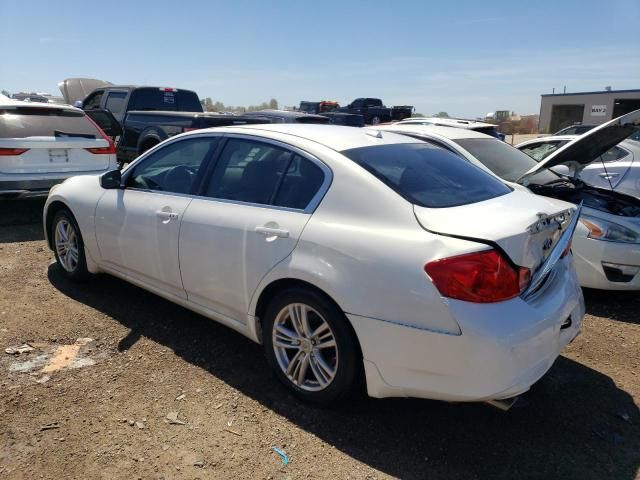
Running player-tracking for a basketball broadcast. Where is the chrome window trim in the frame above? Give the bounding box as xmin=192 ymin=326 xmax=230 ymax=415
xmin=121 ymin=131 xmax=333 ymax=215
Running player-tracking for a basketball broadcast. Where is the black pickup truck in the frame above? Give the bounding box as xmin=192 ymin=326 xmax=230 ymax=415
xmin=73 ymin=84 xmax=263 ymax=165
xmin=335 ymin=98 xmax=414 ymax=125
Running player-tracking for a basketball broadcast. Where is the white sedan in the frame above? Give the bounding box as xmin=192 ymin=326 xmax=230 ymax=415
xmin=378 ymin=110 xmax=640 ymax=290
xmin=0 ymin=96 xmax=118 ymax=197
xmin=43 ymin=124 xmax=583 ymax=406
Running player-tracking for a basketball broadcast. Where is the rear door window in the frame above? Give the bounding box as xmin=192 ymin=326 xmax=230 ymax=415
xmin=204 ymin=138 xmax=326 ymax=210
xmin=104 ymin=91 xmax=128 ymax=115
xmin=0 ymin=108 xmax=101 ymax=138
xmin=342 ymin=143 xmax=511 ymax=208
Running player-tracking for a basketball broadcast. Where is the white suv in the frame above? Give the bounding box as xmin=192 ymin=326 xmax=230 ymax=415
xmin=0 ymin=97 xmax=118 ymax=198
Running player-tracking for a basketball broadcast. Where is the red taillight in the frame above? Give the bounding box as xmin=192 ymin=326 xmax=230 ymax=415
xmin=182 ymin=127 xmax=200 ymax=133
xmin=0 ymin=148 xmax=29 ymax=156
xmin=84 ymin=115 xmax=117 ymax=155
xmin=425 ymin=249 xmax=530 ymax=303
xmin=159 ymin=87 xmax=178 ymax=92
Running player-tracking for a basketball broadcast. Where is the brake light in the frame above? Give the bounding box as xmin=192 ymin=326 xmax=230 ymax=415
xmin=159 ymin=87 xmax=178 ymax=92
xmin=84 ymin=115 xmax=117 ymax=155
xmin=0 ymin=148 xmax=28 ymax=155
xmin=425 ymin=249 xmax=530 ymax=303
xmin=182 ymin=127 xmax=200 ymax=133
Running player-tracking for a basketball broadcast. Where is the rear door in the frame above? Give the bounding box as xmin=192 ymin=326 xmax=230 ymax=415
xmin=578 ymin=145 xmax=634 ymax=190
xmin=179 ymin=135 xmax=329 ymax=322
xmin=0 ymin=106 xmax=112 ymax=174
xmin=95 ymin=136 xmax=219 ymax=298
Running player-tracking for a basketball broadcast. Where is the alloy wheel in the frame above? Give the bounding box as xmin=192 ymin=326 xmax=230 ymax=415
xmin=272 ymin=303 xmax=339 ymax=392
xmin=54 ymin=218 xmax=79 ymax=273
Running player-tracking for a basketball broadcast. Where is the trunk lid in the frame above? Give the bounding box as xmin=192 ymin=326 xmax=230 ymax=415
xmin=413 ymin=189 xmax=575 ymax=271
xmin=519 ymin=109 xmax=640 ymax=184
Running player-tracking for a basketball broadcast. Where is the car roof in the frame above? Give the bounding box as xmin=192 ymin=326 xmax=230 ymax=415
xmin=396 ymin=117 xmax=496 ymax=129
xmin=376 ymin=123 xmax=495 ymax=140
xmin=0 ymin=97 xmax=82 ymax=112
xmin=191 ymin=123 xmax=424 ymax=151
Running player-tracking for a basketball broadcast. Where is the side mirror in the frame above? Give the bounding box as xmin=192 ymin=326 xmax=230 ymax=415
xmin=100 ymin=169 xmax=122 ymax=189
xmin=73 ymin=100 xmax=83 ymax=108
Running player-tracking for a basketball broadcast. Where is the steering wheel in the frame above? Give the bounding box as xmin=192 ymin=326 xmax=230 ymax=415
xmin=162 ymin=165 xmax=197 ymax=193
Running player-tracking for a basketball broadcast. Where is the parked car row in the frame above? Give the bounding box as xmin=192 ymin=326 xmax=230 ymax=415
xmin=3 ymin=78 xmax=639 ymax=409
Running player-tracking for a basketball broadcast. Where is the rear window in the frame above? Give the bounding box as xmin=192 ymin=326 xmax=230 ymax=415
xmin=128 ymin=89 xmax=203 ymax=112
xmin=0 ymin=108 xmax=100 ymax=138
xmin=454 ymin=138 xmax=558 ymax=184
xmin=342 ymin=143 xmax=511 ymax=208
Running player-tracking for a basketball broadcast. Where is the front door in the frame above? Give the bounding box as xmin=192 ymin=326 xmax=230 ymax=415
xmin=179 ymin=136 xmax=329 ymax=322
xmin=94 ymin=136 xmax=219 ymax=298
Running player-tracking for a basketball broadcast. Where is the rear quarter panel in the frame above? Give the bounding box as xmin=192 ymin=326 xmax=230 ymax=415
xmin=249 ymin=145 xmax=486 ymax=335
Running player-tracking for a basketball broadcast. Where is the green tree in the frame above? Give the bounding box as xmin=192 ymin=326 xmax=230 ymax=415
xmin=269 ymin=98 xmax=278 ymax=110
xmin=433 ymin=111 xmax=450 ymax=118
xmin=1 ymin=90 xmax=10 ymax=97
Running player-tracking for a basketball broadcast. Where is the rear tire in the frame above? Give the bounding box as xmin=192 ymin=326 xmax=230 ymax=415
xmin=369 ymin=115 xmax=381 ymax=125
xmin=51 ymin=209 xmax=90 ymax=281
xmin=262 ymin=287 xmax=361 ymax=406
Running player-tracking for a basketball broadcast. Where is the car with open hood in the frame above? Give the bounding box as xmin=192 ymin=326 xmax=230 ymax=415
xmin=43 ymin=124 xmax=583 ymax=407
xmin=376 ymin=109 xmax=640 ymax=290
xmin=516 ymin=135 xmax=640 ymax=201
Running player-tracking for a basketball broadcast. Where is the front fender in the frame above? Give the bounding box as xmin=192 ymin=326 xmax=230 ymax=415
xmin=44 ymin=175 xmax=106 ymax=273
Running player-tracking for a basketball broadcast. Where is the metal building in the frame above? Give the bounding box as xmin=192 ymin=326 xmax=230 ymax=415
xmin=539 ymin=88 xmax=640 ymax=133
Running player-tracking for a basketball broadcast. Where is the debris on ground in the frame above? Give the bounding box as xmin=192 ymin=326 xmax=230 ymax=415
xmin=223 ymin=427 xmax=241 ymax=436
xmin=272 ymin=446 xmax=289 ymax=465
xmin=175 ymin=393 xmax=186 ymax=401
xmin=166 ymin=411 xmax=186 ymax=425
xmin=40 ymin=422 xmax=60 ymax=431
xmin=5 ymin=344 xmax=34 ymax=355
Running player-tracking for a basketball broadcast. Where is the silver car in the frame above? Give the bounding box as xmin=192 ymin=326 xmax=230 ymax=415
xmin=517 ymin=135 xmax=640 ymax=200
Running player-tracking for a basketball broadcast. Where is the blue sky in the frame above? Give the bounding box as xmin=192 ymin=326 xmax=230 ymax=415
xmin=1 ymin=0 xmax=638 ymax=118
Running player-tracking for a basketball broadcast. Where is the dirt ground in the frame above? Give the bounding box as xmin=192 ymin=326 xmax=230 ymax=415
xmin=0 ymin=198 xmax=638 ymax=480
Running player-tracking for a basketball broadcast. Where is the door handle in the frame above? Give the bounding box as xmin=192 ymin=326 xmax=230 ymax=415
xmin=255 ymin=226 xmax=289 ymax=238
xmin=598 ymin=172 xmax=619 ymax=179
xmin=155 ymin=210 xmax=179 ymax=222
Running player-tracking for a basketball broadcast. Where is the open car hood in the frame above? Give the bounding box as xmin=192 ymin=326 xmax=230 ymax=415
xmin=58 ymin=78 xmax=113 ymax=105
xmin=518 ymin=109 xmax=640 ymax=185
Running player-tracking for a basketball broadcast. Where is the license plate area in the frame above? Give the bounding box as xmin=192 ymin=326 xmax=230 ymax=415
xmin=48 ymin=149 xmax=69 ymax=163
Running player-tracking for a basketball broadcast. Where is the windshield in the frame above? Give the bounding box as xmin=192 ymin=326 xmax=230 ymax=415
xmin=342 ymin=143 xmax=511 ymax=208
xmin=519 ymin=140 xmax=569 ymax=161
xmin=454 ymin=138 xmax=559 ymax=184
xmin=299 ymin=102 xmax=317 ymax=113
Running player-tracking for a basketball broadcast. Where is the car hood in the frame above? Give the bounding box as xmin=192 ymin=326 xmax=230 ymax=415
xmin=518 ymin=109 xmax=640 ymax=185
xmin=58 ymin=78 xmax=112 ymax=105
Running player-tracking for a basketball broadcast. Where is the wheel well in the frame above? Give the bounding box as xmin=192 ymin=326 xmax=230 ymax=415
xmin=44 ymin=201 xmax=70 ymax=250
xmin=254 ymin=278 xmax=363 ymax=358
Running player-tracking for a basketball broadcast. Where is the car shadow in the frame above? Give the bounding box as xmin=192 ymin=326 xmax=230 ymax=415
xmin=0 ymin=198 xmax=46 ymax=242
xmin=583 ymin=288 xmax=640 ymax=325
xmin=48 ymin=266 xmax=640 ymax=480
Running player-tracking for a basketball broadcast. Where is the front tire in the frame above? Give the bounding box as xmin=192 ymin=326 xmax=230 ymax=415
xmin=263 ymin=288 xmax=361 ymax=406
xmin=369 ymin=115 xmax=381 ymax=125
xmin=51 ymin=209 xmax=90 ymax=281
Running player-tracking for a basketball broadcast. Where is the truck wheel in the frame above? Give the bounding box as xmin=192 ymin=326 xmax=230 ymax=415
xmin=370 ymin=115 xmax=381 ymax=125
